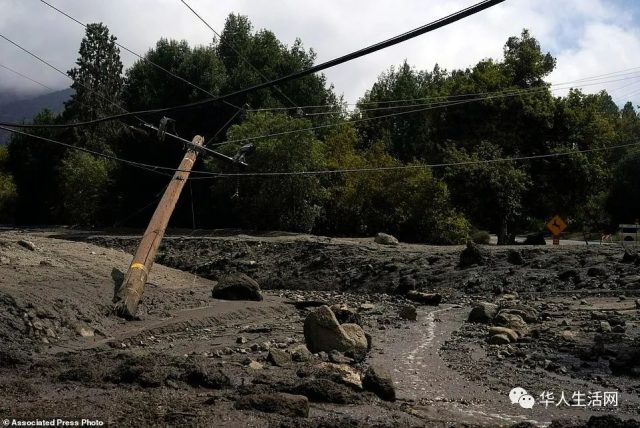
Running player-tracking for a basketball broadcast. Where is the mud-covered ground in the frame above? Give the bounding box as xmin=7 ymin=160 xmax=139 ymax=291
xmin=0 ymin=229 xmax=639 ymax=427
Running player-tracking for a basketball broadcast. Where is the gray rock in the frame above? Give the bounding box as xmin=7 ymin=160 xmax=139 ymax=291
xmin=235 ymin=393 xmax=309 ymax=418
xmin=394 ymin=275 xmax=416 ymax=294
xmin=459 ymin=241 xmax=486 ymax=268
xmin=488 ymin=334 xmax=511 ymax=345
xmin=17 ymin=240 xmax=36 ymax=251
xmin=399 ymin=305 xmax=417 ymax=321
xmin=330 ymin=304 xmax=362 ymax=325
xmin=290 ymin=378 xmax=359 ymax=404
xmin=362 ymin=364 xmax=396 ymax=401
xmin=636 ymin=299 xmax=640 ymax=309
xmin=328 ymin=350 xmax=354 ymax=365
xmin=375 ymin=233 xmax=399 ymax=246
xmin=500 ymin=305 xmax=539 ymax=323
xmin=507 ymin=249 xmax=525 ymax=265
xmin=494 ymin=312 xmax=528 ymax=333
xmin=299 ymin=362 xmax=362 ymax=390
xmin=405 ymin=291 xmax=442 ymax=306
xmin=489 ymin=326 xmax=518 ymax=343
xmin=600 ymin=321 xmax=612 ymax=333
xmin=587 ymin=266 xmax=607 ymax=277
xmin=211 ymin=273 xmax=263 ymax=301
xmin=290 ymin=345 xmax=313 ymax=362
xmin=303 ymin=306 xmax=368 ymax=360
xmin=268 ymin=348 xmax=291 ymax=367
xmin=468 ymin=302 xmax=499 ymax=323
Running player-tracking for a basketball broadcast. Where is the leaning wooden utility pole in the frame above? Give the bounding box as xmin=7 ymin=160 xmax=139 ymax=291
xmin=113 ymin=135 xmax=204 ymax=319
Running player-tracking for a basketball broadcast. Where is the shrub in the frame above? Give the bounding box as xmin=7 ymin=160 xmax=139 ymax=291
xmin=471 ymin=230 xmax=491 ymax=245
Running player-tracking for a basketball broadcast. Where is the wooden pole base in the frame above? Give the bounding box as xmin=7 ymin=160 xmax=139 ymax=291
xmin=113 ymin=135 xmax=204 ymax=319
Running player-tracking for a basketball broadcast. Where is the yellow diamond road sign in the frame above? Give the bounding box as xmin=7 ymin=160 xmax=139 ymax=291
xmin=546 ymin=215 xmax=567 ymax=236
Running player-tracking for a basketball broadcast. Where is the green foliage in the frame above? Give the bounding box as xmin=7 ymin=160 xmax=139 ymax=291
xmin=66 ymin=23 xmax=123 ymax=118
xmin=320 ymin=125 xmax=469 ymax=244
xmin=211 ymin=112 xmax=327 ymax=232
xmin=58 ymin=152 xmax=114 ymax=225
xmin=443 ymin=142 xmax=530 ymax=244
xmin=471 ymin=230 xmax=491 ymax=245
xmin=8 ymin=110 xmax=66 ymax=224
xmin=608 ymin=150 xmax=640 ymax=225
xmin=0 ymin=146 xmax=17 ymax=222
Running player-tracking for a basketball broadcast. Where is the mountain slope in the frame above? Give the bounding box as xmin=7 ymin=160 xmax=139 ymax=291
xmin=0 ymin=88 xmax=73 ymax=143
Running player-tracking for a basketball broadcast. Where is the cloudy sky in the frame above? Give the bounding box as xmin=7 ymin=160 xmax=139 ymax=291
xmin=1 ymin=0 xmax=640 ymax=106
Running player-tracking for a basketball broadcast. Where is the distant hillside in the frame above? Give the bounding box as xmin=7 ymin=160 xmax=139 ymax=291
xmin=0 ymin=88 xmax=73 ymax=144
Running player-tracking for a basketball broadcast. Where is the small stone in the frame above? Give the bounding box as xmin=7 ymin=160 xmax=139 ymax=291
xmin=236 ymin=336 xmax=247 ymax=344
xmin=635 ymin=299 xmax=640 ymax=309
xmin=398 ymin=305 xmax=417 ymax=321
xmin=488 ymin=326 xmax=518 ymax=343
xmin=290 ymin=345 xmax=313 ymax=362
xmin=618 ymin=295 xmax=626 ymax=301
xmin=359 ymin=303 xmax=375 ymax=311
xmin=268 ymin=348 xmax=292 ymax=367
xmin=488 ymin=334 xmax=511 ymax=345
xmin=600 ymin=321 xmax=612 ymax=333
xmin=362 ymin=364 xmax=395 ymax=401
xmin=17 ymin=240 xmax=36 ymax=251
xmin=374 ymin=233 xmax=399 ymax=246
xmin=328 ymin=350 xmax=354 ymax=365
xmin=248 ymin=360 xmax=264 ymax=370
xmin=507 ymin=249 xmax=525 ymax=265
xmin=494 ymin=312 xmax=528 ymax=334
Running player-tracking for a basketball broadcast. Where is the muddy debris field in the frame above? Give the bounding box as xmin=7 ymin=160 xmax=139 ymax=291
xmin=0 ymin=230 xmax=639 ymax=427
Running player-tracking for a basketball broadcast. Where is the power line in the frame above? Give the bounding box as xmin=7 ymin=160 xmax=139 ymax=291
xmin=179 ymin=0 xmax=300 ymax=110
xmin=210 ymin=74 xmax=640 ymax=147
xmin=0 ymin=0 xmax=506 ymax=129
xmin=0 ymin=63 xmax=54 ymax=91
xmin=0 ymin=37 xmax=242 ymax=167
xmin=0 ymin=125 xmax=179 ymax=177
xmin=188 ymin=141 xmax=640 ymax=179
xmin=249 ymin=67 xmax=640 ymax=113
xmin=39 ymin=0 xmax=239 ymax=111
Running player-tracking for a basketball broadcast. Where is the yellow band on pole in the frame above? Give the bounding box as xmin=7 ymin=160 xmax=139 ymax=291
xmin=130 ymin=262 xmax=147 ymax=273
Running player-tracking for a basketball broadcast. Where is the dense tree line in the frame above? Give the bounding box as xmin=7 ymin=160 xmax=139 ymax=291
xmin=1 ymin=18 xmax=638 ymax=243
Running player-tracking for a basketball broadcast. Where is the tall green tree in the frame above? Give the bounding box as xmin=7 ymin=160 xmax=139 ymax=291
xmin=59 ymin=23 xmax=124 ymax=224
xmin=65 ymin=23 xmax=124 ymax=134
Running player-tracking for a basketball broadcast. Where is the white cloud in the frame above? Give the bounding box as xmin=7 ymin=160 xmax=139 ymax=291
xmin=1 ymin=0 xmax=639 ymax=106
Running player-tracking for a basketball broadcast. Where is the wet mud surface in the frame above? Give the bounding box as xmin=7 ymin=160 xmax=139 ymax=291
xmin=0 ymin=230 xmax=639 ymax=427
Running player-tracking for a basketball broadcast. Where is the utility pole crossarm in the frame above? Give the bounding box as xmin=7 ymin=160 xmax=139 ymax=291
xmin=113 ymin=135 xmax=204 ymax=319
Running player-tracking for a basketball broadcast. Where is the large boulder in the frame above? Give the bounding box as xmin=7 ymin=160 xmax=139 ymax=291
xmin=468 ymin=302 xmax=499 ymax=323
xmin=304 ymin=306 xmax=368 ymax=360
xmin=235 ymin=393 xmax=309 ymax=418
xmin=211 ymin=273 xmax=263 ymax=301
xmin=375 ymin=233 xmax=399 ymax=246
xmin=362 ymin=364 xmax=396 ymax=402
